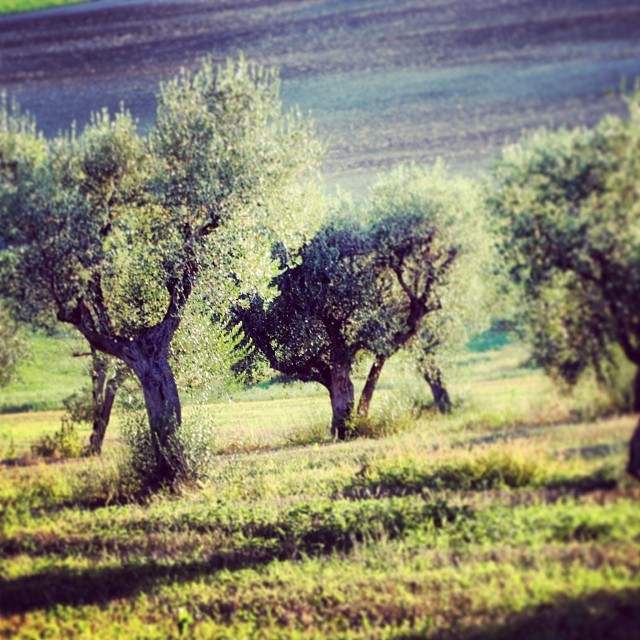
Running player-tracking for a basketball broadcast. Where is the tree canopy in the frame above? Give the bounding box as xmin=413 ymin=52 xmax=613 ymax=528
xmin=237 ymin=163 xmax=491 ymax=438
xmin=488 ymin=92 xmax=640 ymax=405
xmin=488 ymin=91 xmax=640 ymax=477
xmin=359 ymin=164 xmax=492 ymax=416
xmin=0 ymin=57 xmax=323 ymax=485
xmin=237 ymin=214 xmax=381 ymax=439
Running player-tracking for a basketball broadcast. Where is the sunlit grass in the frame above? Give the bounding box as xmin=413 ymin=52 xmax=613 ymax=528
xmin=1 ymin=332 xmax=638 ymax=638
xmin=0 ymin=333 xmax=86 ymax=414
xmin=0 ymin=0 xmax=88 ymax=15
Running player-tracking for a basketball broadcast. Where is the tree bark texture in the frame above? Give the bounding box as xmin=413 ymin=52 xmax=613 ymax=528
xmin=134 ymin=354 xmax=183 ymax=485
xmin=105 ymin=326 xmax=186 ymax=487
xmin=357 ymin=355 xmax=387 ymax=418
xmin=87 ymin=350 xmax=128 ymax=456
xmin=424 ymin=366 xmax=451 ymax=414
xmin=329 ymin=361 xmax=355 ymax=441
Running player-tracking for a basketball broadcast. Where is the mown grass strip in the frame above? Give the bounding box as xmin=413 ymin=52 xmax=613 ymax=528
xmin=1 ymin=541 xmax=638 ymax=639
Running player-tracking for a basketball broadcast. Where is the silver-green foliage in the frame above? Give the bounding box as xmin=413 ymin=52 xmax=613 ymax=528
xmin=0 ymin=57 xmax=323 ymax=485
xmin=238 ymin=163 xmax=491 ymax=436
xmin=120 ymin=408 xmax=217 ymax=486
xmin=367 ymin=164 xmax=493 ymax=378
xmin=488 ymin=91 xmax=640 ymax=407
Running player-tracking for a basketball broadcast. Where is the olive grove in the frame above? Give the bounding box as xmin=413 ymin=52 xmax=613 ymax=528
xmin=0 ymin=57 xmax=322 ymax=485
xmin=237 ymin=164 xmax=492 ymax=438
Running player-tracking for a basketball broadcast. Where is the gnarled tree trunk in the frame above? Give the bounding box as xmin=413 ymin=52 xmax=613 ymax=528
xmin=117 ymin=328 xmax=185 ymax=487
xmin=88 ymin=350 xmax=126 ymax=456
xmin=424 ymin=366 xmax=451 ymax=414
xmin=136 ymin=356 xmax=183 ymax=485
xmin=329 ymin=361 xmax=355 ymax=441
xmin=357 ymin=355 xmax=387 ymax=418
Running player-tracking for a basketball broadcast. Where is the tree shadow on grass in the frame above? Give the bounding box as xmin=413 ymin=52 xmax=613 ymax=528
xmin=456 ymin=418 xmax=594 ymax=451
xmin=1 ymin=499 xmax=436 ymax=615
xmin=559 ymin=442 xmax=626 ymax=460
xmin=401 ymin=588 xmax=640 ymax=640
xmin=0 ymin=546 xmax=278 ymax=615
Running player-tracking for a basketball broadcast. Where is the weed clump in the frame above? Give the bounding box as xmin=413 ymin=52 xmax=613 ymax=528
xmin=346 ymin=399 xmax=419 ymax=440
xmin=31 ymin=420 xmax=86 ymax=460
xmin=285 ymin=421 xmax=331 ymax=447
xmin=344 ymin=450 xmax=546 ymax=498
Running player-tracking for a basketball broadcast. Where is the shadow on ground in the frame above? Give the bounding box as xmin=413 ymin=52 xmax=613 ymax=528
xmin=0 ymin=550 xmax=271 ymax=615
xmin=391 ymin=588 xmax=640 ymax=640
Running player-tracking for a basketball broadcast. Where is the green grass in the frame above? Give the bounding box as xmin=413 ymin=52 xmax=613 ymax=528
xmin=0 ymin=332 xmax=87 ymax=414
xmin=0 ymin=0 xmax=88 ymax=15
xmin=1 ymin=333 xmax=639 ymax=638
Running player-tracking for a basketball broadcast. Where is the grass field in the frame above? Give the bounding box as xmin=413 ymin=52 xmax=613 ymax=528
xmin=0 ymin=0 xmax=87 ymax=15
xmin=0 ymin=332 xmax=87 ymax=414
xmin=1 ymin=333 xmax=639 ymax=638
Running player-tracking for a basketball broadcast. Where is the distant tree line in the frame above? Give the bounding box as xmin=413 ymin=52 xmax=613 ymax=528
xmin=0 ymin=57 xmax=638 ymax=486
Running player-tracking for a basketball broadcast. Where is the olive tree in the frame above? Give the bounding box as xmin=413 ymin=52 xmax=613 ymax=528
xmin=488 ymin=92 xmax=640 ymax=478
xmin=0 ymin=58 xmax=322 ymax=485
xmin=357 ymin=164 xmax=491 ymax=416
xmin=238 ymin=164 xmax=490 ymax=437
xmin=237 ymin=217 xmax=384 ymax=439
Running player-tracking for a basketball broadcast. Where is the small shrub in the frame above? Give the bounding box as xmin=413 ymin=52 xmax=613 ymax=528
xmin=61 ymin=388 xmax=93 ymax=424
xmin=347 ymin=400 xmax=417 ymax=440
xmin=285 ymin=421 xmax=331 ymax=447
xmin=72 ymin=459 xmax=143 ymax=507
xmin=177 ymin=410 xmax=218 ymax=484
xmin=120 ymin=409 xmax=217 ymax=488
xmin=344 ymin=449 xmax=546 ymax=497
xmin=31 ymin=419 xmax=87 ymax=459
xmin=119 ymin=411 xmax=157 ymax=482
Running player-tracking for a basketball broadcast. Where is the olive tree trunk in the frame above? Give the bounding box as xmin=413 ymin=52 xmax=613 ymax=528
xmin=423 ymin=366 xmax=451 ymax=414
xmin=357 ymin=355 xmax=387 ymax=418
xmin=88 ymin=376 xmax=119 ymax=456
xmin=98 ymin=322 xmax=185 ymax=487
xmin=77 ymin=311 xmax=187 ymax=486
xmin=329 ymin=361 xmax=355 ymax=441
xmin=88 ymin=351 xmax=125 ymax=456
xmin=134 ymin=354 xmax=183 ymax=485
